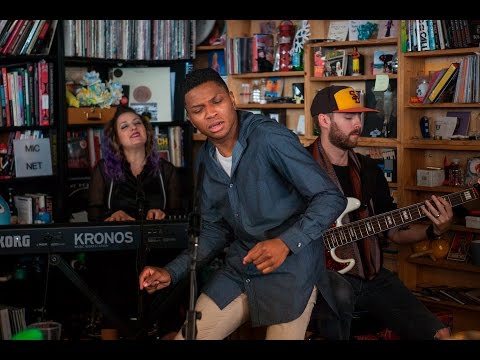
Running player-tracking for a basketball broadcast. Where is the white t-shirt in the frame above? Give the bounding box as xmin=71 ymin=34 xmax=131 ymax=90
xmin=216 ymin=147 xmax=232 ymax=177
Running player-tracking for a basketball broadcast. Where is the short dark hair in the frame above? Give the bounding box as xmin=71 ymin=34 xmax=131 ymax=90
xmin=183 ymin=68 xmax=229 ymax=97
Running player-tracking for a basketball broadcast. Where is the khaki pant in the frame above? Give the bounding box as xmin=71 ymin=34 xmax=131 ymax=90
xmin=175 ymin=286 xmax=317 ymax=340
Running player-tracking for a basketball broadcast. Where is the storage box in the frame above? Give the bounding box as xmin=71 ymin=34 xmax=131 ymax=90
xmin=416 ymin=168 xmax=445 ymax=187
xmin=466 ymin=216 xmax=480 ymax=229
xmin=67 ymin=106 xmax=116 ymax=125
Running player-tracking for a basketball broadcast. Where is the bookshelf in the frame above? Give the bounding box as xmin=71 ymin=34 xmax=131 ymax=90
xmin=61 ymin=20 xmax=196 ymax=219
xmin=192 ymin=19 xmax=480 ymax=333
xmin=0 ymin=20 xmax=65 ymax=223
xmin=0 ymin=20 xmax=196 ymax=339
xmin=397 ymin=20 xmax=480 ymax=332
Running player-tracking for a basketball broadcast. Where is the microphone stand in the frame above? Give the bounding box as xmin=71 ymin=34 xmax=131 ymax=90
xmin=182 ymin=163 xmax=204 ymax=340
xmin=183 ymin=211 xmax=201 ymax=340
xmin=135 ymin=185 xmax=148 ymax=339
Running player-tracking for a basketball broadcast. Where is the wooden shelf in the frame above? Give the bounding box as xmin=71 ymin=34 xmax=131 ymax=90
xmin=450 ymin=224 xmax=480 ymax=234
xmin=196 ymin=45 xmax=225 ymax=51
xmin=403 ymin=47 xmax=480 ymax=57
xmin=408 ymin=257 xmax=480 ymax=273
xmin=406 ymin=102 xmax=480 ymax=108
xmin=193 ymin=130 xmax=313 ymax=144
xmin=384 ymin=252 xmax=398 ymax=260
xmin=230 ymin=71 xmax=304 ymax=79
xmin=310 ymin=74 xmax=397 ymax=82
xmin=403 ymin=139 xmax=480 ymax=150
xmin=357 ymin=137 xmax=399 ymax=147
xmin=417 ymin=296 xmax=480 ymax=312
xmin=308 ymin=38 xmax=398 ymax=48
xmin=403 ymin=184 xmax=467 ymax=193
xmin=236 ymin=103 xmax=304 ymax=110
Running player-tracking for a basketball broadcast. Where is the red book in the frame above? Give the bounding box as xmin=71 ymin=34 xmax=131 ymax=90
xmin=37 ymin=60 xmax=49 ymax=126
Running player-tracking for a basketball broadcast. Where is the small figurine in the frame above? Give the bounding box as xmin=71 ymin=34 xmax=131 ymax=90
xmin=351 ymin=47 xmax=361 ymax=76
xmin=416 ymin=76 xmax=429 ymax=102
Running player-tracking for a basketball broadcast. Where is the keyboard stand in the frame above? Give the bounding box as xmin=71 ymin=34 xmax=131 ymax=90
xmin=49 ymin=253 xmax=135 ymax=338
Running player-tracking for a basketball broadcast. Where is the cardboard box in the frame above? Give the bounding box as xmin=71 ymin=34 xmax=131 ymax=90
xmin=67 ymin=107 xmax=116 ymax=125
xmin=466 ymin=216 xmax=480 ymax=229
xmin=416 ymin=168 xmax=445 ymax=187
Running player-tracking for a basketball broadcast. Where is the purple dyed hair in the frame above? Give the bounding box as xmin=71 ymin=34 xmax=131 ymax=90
xmin=101 ymin=106 xmax=161 ymax=181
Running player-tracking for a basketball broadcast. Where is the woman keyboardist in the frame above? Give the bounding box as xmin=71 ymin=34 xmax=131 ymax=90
xmin=88 ymin=105 xmax=182 ymax=222
xmin=86 ymin=105 xmax=186 ymax=338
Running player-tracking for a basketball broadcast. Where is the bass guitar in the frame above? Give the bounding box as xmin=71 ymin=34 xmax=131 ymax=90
xmin=323 ymin=184 xmax=480 ymax=274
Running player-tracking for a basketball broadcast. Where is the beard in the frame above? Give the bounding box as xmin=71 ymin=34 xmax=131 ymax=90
xmin=328 ymin=120 xmax=360 ymax=150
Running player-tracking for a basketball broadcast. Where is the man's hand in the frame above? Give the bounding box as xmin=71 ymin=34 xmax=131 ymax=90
xmin=139 ymin=266 xmax=172 ymax=294
xmin=421 ymin=195 xmax=453 ymax=235
xmin=242 ymin=238 xmax=290 ymax=274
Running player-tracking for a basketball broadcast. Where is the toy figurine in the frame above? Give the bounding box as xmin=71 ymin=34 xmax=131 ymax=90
xmin=351 ymin=47 xmax=361 ymax=75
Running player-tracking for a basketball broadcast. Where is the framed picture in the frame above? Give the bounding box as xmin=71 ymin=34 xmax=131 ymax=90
xmin=262 ymin=109 xmax=286 ymax=126
xmin=324 ymin=49 xmax=346 ymax=77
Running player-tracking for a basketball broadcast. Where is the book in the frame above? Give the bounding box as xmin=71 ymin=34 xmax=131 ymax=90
xmin=447 ymin=231 xmax=474 ymax=261
xmin=250 ymin=34 xmax=274 ymax=73
xmin=67 ymin=133 xmax=89 ymax=169
xmin=155 ymin=129 xmax=170 ymax=162
xmin=427 ymin=62 xmax=460 ymax=103
xmin=327 ymin=20 xmax=348 ymax=41
xmin=438 ymin=288 xmax=466 ymax=305
xmin=463 ymin=288 xmax=480 ymax=305
xmin=446 ymin=111 xmax=471 ymax=136
xmin=208 ymin=50 xmax=227 ymax=76
xmin=422 ymin=68 xmax=447 ymax=104
xmin=14 ymin=195 xmax=34 ymax=224
xmin=377 ymin=20 xmax=398 ymax=39
xmin=264 ymin=77 xmax=284 ymax=99
xmin=372 ymin=49 xmax=396 ymax=74
xmin=432 ymin=69 xmax=458 ymax=104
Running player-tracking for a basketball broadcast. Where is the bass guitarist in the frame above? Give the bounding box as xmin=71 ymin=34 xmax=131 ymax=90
xmin=307 ymin=85 xmax=453 ymax=340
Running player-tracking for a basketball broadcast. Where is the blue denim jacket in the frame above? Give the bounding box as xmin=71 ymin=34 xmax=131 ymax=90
xmin=165 ymin=111 xmax=346 ymax=327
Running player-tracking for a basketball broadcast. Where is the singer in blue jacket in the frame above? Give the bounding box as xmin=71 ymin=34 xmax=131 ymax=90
xmin=139 ymin=68 xmax=347 ymax=340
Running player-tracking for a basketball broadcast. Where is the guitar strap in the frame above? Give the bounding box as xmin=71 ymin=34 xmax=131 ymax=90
xmin=310 ymin=139 xmax=380 ymax=279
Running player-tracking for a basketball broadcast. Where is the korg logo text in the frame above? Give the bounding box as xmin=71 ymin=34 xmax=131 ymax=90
xmin=74 ymin=231 xmax=134 ymax=246
xmin=0 ymin=235 xmax=31 ymax=248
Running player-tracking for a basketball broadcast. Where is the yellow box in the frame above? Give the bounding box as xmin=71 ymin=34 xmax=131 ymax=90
xmin=67 ymin=106 xmax=116 ymax=125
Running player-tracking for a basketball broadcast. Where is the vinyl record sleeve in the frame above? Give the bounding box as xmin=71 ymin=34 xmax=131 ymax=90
xmin=112 ymin=67 xmax=172 ymax=122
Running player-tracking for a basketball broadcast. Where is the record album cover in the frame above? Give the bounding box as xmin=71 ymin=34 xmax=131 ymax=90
xmin=112 ymin=67 xmax=172 ymax=122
